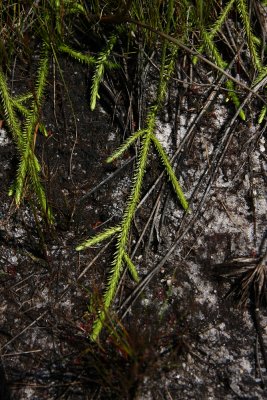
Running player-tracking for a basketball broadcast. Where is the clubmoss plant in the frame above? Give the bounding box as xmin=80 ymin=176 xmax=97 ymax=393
xmin=1 ymin=0 xmax=265 ymax=217
xmin=1 ymin=0 xmax=267 ymax=342
xmin=90 ymin=33 xmax=119 ymax=111
xmin=0 ymin=47 xmax=53 ymax=221
xmin=191 ymin=0 xmax=266 ymax=121
xmin=77 ymin=0 xmax=190 ymax=341
xmin=193 ymin=0 xmax=245 ymax=120
xmin=76 ymin=0 xmax=267 ymax=341
xmin=0 ymin=0 xmax=96 ymax=221
xmin=237 ymin=0 xmax=262 ymax=71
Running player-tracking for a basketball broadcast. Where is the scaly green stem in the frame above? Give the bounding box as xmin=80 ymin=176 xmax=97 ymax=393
xmin=91 ymin=131 xmax=152 ymax=341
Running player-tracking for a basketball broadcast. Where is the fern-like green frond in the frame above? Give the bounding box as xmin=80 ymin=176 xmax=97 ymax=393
xmin=146 ymin=105 xmax=158 ymax=132
xmin=91 ymin=132 xmax=152 ymax=340
xmin=151 ymin=134 xmax=189 ymax=211
xmin=59 ymin=44 xmax=95 ymax=65
xmin=258 ymin=105 xmax=267 ymax=123
xmin=32 ymin=154 xmax=41 ymax=173
xmin=120 ymin=133 xmax=152 ymax=240
xmin=124 ymin=251 xmax=140 ymax=282
xmin=35 ymin=46 xmax=49 ymax=102
xmin=225 ymin=79 xmax=246 ymax=121
xmin=209 ymin=0 xmax=235 ymax=39
xmin=89 ymin=8 xmax=190 ymax=339
xmin=200 ymin=28 xmax=245 ymax=120
xmin=236 ymin=0 xmax=262 ymax=71
xmin=29 ymin=158 xmax=54 ymax=223
xmin=90 ymin=309 xmax=107 ymax=342
xmin=38 ymin=123 xmax=49 ymax=137
xmin=201 ymin=29 xmax=227 ymax=69
xmin=251 ymin=67 xmax=267 ymax=124
xmin=157 ymin=44 xmax=179 ymax=106
xmin=9 ymin=44 xmax=52 ymax=219
xmin=252 ymin=66 xmax=267 ymax=87
xmin=64 ymin=0 xmax=86 ymax=15
xmin=0 ymin=68 xmax=23 ymax=146
xmin=13 ymin=92 xmax=33 ymax=104
xmin=76 ymin=225 xmax=121 ymax=251
xmin=0 ymin=68 xmax=31 ymax=203
xmin=12 ymin=99 xmax=31 ymax=118
xmin=13 ymin=151 xmax=29 ymax=204
xmin=13 ymin=119 xmax=32 ymax=204
xmin=156 ymin=0 xmax=177 ymax=106
xmin=90 ymin=34 xmax=118 ymax=111
xmin=87 ymin=6 xmax=193 ymax=340
xmin=106 ymin=129 xmax=146 ymax=163
xmin=193 ymin=0 xmax=235 ymax=64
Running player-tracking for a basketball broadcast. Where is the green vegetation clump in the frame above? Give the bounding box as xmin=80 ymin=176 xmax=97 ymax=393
xmin=0 ymin=0 xmax=266 ymax=340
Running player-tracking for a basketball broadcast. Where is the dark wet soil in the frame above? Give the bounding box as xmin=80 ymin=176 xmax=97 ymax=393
xmin=0 ymin=49 xmax=267 ymax=399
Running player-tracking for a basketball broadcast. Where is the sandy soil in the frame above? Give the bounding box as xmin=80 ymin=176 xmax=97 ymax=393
xmin=0 ymin=51 xmax=266 ymax=399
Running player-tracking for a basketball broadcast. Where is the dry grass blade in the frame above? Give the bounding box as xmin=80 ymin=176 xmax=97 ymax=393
xmin=218 ymin=247 xmax=267 ymax=308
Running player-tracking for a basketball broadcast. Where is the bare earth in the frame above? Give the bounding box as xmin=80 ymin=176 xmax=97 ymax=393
xmin=0 ymin=53 xmax=267 ymax=399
